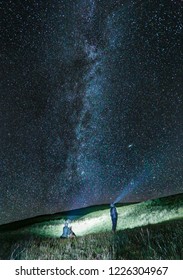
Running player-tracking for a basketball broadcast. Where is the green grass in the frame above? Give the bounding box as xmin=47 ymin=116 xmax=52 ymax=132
xmin=4 ymin=193 xmax=182 ymax=238
xmin=0 ymin=220 xmax=183 ymax=260
xmin=0 ymin=193 xmax=183 ymax=260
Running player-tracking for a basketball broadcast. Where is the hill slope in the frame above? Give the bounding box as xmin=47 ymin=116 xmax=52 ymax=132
xmin=0 ymin=194 xmax=183 ymax=260
xmin=1 ymin=193 xmax=183 ymax=238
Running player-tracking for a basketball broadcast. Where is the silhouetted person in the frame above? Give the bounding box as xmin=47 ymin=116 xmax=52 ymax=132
xmin=110 ymin=203 xmax=118 ymax=233
xmin=60 ymin=221 xmax=76 ymax=238
xmin=60 ymin=221 xmax=72 ymax=238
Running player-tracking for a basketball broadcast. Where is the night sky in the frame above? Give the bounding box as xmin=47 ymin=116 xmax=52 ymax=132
xmin=1 ymin=0 xmax=183 ymax=225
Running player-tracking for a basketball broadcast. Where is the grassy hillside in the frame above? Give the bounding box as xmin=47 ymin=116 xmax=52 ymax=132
xmin=1 ymin=193 xmax=182 ymax=238
xmin=0 ymin=193 xmax=183 ymax=260
xmin=0 ymin=220 xmax=183 ymax=260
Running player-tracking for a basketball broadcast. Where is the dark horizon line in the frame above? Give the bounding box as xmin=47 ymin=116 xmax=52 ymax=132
xmin=0 ymin=192 xmax=182 ymax=231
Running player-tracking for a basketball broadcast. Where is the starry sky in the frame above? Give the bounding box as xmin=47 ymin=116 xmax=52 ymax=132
xmin=1 ymin=0 xmax=183 ymax=224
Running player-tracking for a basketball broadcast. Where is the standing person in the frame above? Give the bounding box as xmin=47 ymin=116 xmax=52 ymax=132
xmin=110 ymin=203 xmax=118 ymax=233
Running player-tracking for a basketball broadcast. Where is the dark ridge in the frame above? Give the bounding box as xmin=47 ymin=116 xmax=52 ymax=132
xmin=0 ymin=204 xmax=114 ymax=232
xmin=0 ymin=193 xmax=182 ymax=232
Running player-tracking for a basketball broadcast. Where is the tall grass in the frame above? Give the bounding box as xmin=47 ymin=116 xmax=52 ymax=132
xmin=0 ymin=219 xmax=182 ymax=260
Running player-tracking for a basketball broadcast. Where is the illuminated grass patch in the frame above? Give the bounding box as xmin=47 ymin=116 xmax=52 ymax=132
xmin=19 ymin=195 xmax=183 ymax=238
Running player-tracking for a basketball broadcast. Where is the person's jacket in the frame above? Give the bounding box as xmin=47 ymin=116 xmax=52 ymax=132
xmin=110 ymin=206 xmax=118 ymax=219
xmin=62 ymin=225 xmax=71 ymax=237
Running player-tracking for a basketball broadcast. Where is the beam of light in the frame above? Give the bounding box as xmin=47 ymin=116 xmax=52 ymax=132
xmin=113 ymin=169 xmax=150 ymax=204
xmin=27 ymin=195 xmax=183 ymax=238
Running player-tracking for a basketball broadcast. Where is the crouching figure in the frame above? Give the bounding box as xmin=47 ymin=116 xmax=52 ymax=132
xmin=60 ymin=220 xmax=76 ymax=239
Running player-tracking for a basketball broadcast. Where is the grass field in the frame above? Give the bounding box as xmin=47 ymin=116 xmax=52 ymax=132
xmin=0 ymin=193 xmax=183 ymax=260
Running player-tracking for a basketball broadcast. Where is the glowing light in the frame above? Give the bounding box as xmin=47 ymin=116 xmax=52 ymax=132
xmin=28 ymin=196 xmax=183 ymax=238
xmin=113 ymin=170 xmax=149 ymax=204
xmin=128 ymin=144 xmax=133 ymax=148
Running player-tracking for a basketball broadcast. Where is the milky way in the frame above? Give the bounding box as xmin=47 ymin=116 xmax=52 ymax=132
xmin=1 ymin=0 xmax=183 ymax=224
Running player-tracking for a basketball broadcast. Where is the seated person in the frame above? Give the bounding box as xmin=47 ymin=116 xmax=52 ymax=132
xmin=60 ymin=221 xmax=76 ymax=238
